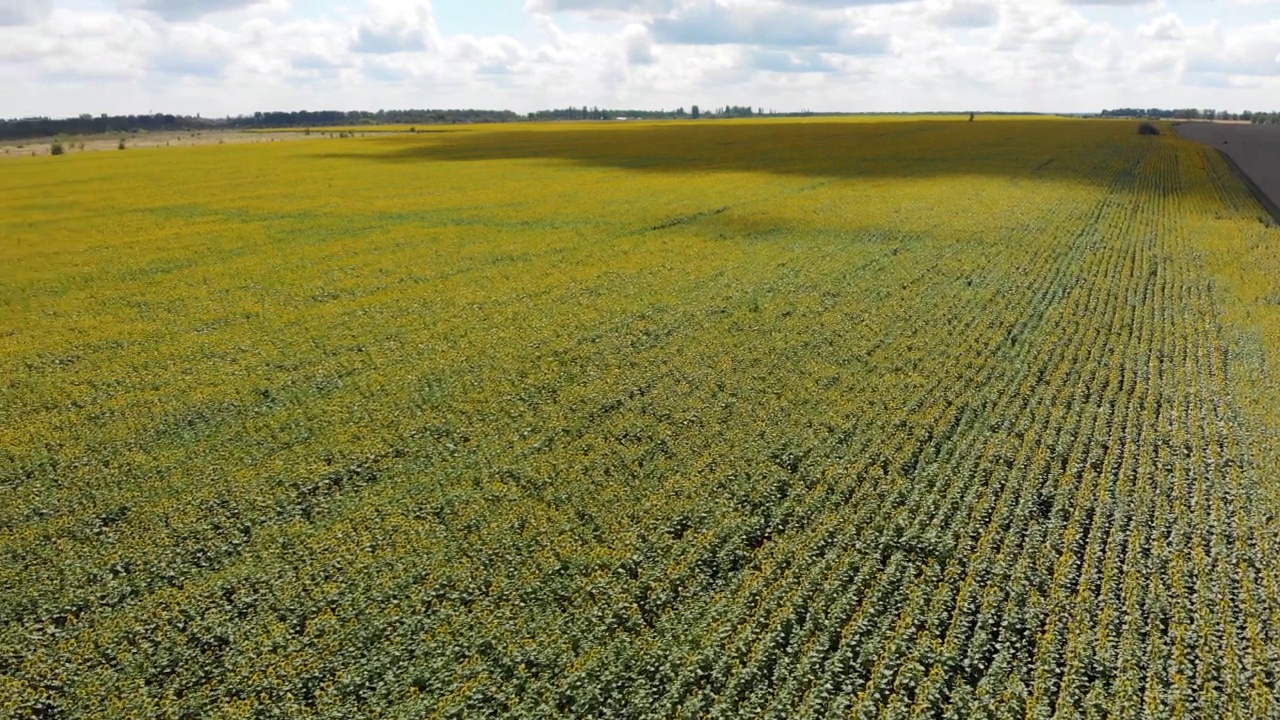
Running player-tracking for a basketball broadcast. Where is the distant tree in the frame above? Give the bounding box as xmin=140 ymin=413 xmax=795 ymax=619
xmin=50 ymin=140 xmax=64 ymax=155
xmin=692 ymin=105 xmax=700 ymax=120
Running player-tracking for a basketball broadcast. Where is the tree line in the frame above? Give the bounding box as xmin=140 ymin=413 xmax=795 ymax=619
xmin=525 ymin=107 xmax=698 ymax=121
xmin=1101 ymin=108 xmax=1280 ymax=124
xmin=0 ymin=108 xmax=521 ymax=141
xmin=523 ymin=105 xmax=768 ymax=121
xmin=16 ymin=105 xmax=1232 ymax=142
xmin=0 ymin=104 xmax=862 ymax=141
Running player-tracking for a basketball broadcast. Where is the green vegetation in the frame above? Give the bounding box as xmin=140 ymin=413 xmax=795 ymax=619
xmin=3 ymin=118 xmax=1280 ymax=718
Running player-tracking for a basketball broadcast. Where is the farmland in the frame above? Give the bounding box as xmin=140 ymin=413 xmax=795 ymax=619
xmin=1175 ymin=121 xmax=1280 ymax=225
xmin=0 ymin=130 xmax=314 ymax=158
xmin=4 ymin=117 xmax=1280 ymax=718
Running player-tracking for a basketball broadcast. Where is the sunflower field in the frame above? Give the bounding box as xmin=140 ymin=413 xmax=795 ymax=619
xmin=3 ymin=117 xmax=1280 ymax=718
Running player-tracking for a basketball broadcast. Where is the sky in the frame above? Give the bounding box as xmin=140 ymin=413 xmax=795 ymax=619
xmin=1 ymin=0 xmax=1278 ymax=119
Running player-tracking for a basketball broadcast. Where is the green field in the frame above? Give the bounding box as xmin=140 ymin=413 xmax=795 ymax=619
xmin=4 ymin=118 xmax=1280 ymax=718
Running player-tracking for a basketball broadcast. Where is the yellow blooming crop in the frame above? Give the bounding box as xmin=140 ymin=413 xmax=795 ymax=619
xmin=1 ymin=117 xmax=1279 ymax=718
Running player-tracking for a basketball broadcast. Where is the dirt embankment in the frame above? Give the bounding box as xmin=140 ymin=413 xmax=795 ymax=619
xmin=1175 ymin=122 xmax=1280 ymax=225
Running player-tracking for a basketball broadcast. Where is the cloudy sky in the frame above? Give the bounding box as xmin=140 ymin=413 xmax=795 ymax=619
xmin=2 ymin=0 xmax=1278 ymax=119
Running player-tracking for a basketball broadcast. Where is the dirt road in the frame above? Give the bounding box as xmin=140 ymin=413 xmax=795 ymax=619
xmin=1175 ymin=122 xmax=1280 ymax=224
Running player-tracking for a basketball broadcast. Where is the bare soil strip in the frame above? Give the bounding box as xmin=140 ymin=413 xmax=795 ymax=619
xmin=1175 ymin=122 xmax=1280 ymax=225
xmin=0 ymin=130 xmax=321 ymax=158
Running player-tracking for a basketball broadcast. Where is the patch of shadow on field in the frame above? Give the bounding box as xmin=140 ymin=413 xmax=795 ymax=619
xmin=308 ymin=120 xmax=1201 ymax=195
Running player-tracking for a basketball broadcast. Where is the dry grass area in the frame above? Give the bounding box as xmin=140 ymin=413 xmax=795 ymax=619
xmin=1175 ymin=122 xmax=1280 ymax=223
xmin=0 ymin=129 xmax=328 ymax=158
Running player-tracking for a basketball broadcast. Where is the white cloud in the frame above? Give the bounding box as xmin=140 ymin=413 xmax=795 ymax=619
xmin=1060 ymin=0 xmax=1152 ymax=5
xmin=648 ymin=1 xmax=891 ymax=55
xmin=1183 ymin=20 xmax=1280 ymax=77
xmin=932 ymin=0 xmax=998 ymax=29
xmin=526 ymin=0 xmax=913 ymax=12
xmin=748 ymin=48 xmax=838 ymax=72
xmin=351 ymin=2 xmax=439 ymax=54
xmin=786 ymin=0 xmax=920 ymax=7
xmin=151 ymin=23 xmax=236 ymax=76
xmin=7 ymin=9 xmax=155 ymax=80
xmin=779 ymin=0 xmax=915 ymax=6
xmin=0 ymin=0 xmax=49 ymax=25
xmin=650 ymin=2 xmax=840 ymax=47
xmin=1138 ymin=13 xmax=1182 ymax=41
xmin=120 ymin=0 xmax=273 ymax=22
xmin=453 ymin=34 xmax=529 ymax=74
xmin=526 ymin=0 xmax=679 ymax=13
xmin=994 ymin=3 xmax=1091 ymax=52
xmin=622 ymin=23 xmax=656 ymax=64
xmin=0 ymin=0 xmax=1279 ymax=119
xmin=352 ymin=25 xmax=427 ymax=53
